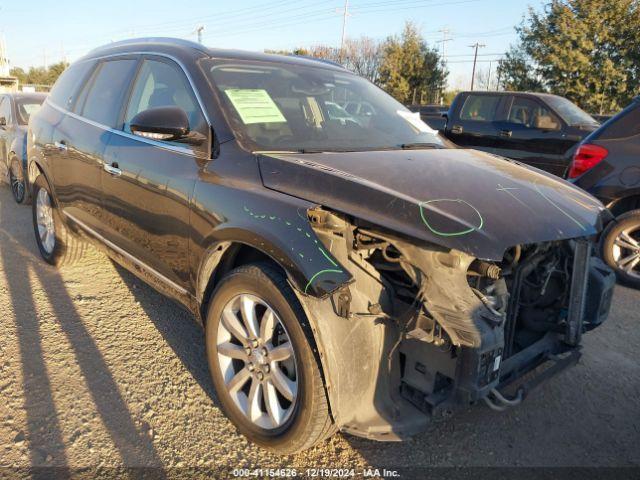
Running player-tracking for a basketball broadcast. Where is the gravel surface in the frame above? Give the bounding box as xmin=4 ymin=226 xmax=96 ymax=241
xmin=0 ymin=183 xmax=639 ymax=477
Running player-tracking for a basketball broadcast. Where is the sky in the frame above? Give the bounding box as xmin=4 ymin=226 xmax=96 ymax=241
xmin=0 ymin=0 xmax=544 ymax=89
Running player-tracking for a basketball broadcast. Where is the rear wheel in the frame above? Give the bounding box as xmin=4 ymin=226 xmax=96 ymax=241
xmin=205 ymin=262 xmax=335 ymax=454
xmin=600 ymin=210 xmax=640 ymax=288
xmin=32 ymin=175 xmax=85 ymax=266
xmin=9 ymin=159 xmax=27 ymax=204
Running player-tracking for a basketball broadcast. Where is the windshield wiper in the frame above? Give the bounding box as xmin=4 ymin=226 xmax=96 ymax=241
xmin=399 ymin=142 xmax=443 ymax=150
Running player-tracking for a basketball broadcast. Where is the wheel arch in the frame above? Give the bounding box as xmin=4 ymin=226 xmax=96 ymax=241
xmin=607 ymin=193 xmax=640 ymax=217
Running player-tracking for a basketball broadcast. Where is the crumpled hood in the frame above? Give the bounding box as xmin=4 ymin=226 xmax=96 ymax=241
xmin=258 ymin=148 xmax=608 ymax=260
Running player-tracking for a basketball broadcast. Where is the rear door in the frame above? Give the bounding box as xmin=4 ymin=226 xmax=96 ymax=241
xmin=100 ymin=56 xmax=211 ymax=290
xmin=446 ymin=93 xmax=504 ymax=151
xmin=0 ymin=95 xmax=13 ymax=174
xmin=494 ymin=95 xmax=573 ymax=174
xmin=47 ymin=58 xmax=138 ymax=229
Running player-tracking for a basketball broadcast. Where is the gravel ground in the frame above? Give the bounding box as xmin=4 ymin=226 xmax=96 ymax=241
xmin=0 ymin=183 xmax=639 ymax=478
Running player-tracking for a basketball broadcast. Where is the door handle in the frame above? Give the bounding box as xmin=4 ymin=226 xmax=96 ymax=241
xmin=54 ymin=141 xmax=67 ymax=151
xmin=103 ymin=162 xmax=122 ymax=176
xmin=451 ymin=125 xmax=463 ymax=134
xmin=499 ymin=129 xmax=512 ymax=138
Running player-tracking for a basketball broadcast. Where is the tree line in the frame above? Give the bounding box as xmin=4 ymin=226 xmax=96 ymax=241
xmin=498 ymin=0 xmax=640 ymax=113
xmin=268 ymin=22 xmax=448 ymax=105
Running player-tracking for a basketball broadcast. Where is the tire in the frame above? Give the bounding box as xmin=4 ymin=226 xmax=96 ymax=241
xmin=31 ymin=174 xmax=86 ymax=267
xmin=9 ymin=158 xmax=28 ymax=204
xmin=205 ymin=262 xmax=335 ymax=454
xmin=600 ymin=209 xmax=640 ymax=288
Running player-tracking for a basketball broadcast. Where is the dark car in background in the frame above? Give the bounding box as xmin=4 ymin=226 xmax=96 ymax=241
xmin=27 ymin=38 xmax=614 ymax=454
xmin=443 ymin=91 xmax=599 ymax=176
xmin=570 ymin=97 xmax=640 ymax=287
xmin=0 ymin=92 xmax=46 ymax=203
xmin=407 ymin=103 xmax=449 ymax=131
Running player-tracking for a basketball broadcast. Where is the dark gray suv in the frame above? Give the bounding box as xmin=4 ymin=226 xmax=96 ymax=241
xmin=27 ymin=37 xmax=615 ymax=453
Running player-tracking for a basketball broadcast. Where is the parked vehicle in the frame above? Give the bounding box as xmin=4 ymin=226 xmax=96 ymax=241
xmin=570 ymin=97 xmax=640 ymax=287
xmin=443 ymin=91 xmax=600 ymax=176
xmin=0 ymin=92 xmax=46 ymax=203
xmin=28 ymin=38 xmax=615 ymax=454
xmin=407 ymin=104 xmax=449 ymax=131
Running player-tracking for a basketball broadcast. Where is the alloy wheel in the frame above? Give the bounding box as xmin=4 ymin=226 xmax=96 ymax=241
xmin=36 ymin=187 xmax=55 ymax=255
xmin=216 ymin=293 xmax=298 ymax=430
xmin=9 ymin=164 xmax=25 ymax=203
xmin=612 ymin=227 xmax=640 ymax=279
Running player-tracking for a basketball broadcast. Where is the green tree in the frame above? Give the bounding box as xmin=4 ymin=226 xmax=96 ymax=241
xmin=508 ymin=0 xmax=640 ymax=113
xmin=496 ymin=46 xmax=546 ymax=92
xmin=10 ymin=61 xmax=68 ymax=89
xmin=378 ymin=22 xmax=447 ymax=104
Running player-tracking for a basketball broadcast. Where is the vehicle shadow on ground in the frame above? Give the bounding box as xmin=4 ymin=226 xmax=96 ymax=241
xmin=0 ymin=197 xmax=166 ymax=476
xmin=111 ymin=263 xmax=219 ymax=404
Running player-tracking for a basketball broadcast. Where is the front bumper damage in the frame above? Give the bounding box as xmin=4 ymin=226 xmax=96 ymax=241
xmin=294 ymin=208 xmax=616 ymax=441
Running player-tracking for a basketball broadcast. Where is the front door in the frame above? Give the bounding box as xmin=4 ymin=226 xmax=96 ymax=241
xmin=100 ymin=57 xmax=211 ymax=291
xmin=494 ymin=96 xmax=574 ymax=175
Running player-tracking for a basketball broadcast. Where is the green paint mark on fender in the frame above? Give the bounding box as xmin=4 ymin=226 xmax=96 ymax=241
xmin=419 ymin=198 xmax=484 ymax=237
xmin=304 ymin=269 xmax=344 ymax=294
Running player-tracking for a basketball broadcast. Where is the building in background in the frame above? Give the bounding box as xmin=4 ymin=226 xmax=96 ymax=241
xmin=0 ymin=36 xmax=19 ymax=93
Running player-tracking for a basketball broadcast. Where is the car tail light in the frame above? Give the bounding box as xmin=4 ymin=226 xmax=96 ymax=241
xmin=568 ymin=144 xmax=609 ymax=178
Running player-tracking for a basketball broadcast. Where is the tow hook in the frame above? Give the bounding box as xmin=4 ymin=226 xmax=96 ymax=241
xmin=483 ymin=386 xmax=526 ymax=412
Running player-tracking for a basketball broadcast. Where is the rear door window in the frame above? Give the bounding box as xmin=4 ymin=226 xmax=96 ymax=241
xmin=77 ymin=59 xmax=138 ymax=128
xmin=459 ymin=95 xmax=500 ymax=122
xmin=597 ymin=103 xmax=640 ymax=140
xmin=48 ymin=61 xmax=95 ymax=110
xmin=507 ymin=97 xmax=561 ymax=130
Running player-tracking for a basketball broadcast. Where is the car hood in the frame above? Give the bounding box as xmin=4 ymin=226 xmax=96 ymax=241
xmin=258 ymin=148 xmax=609 ymax=260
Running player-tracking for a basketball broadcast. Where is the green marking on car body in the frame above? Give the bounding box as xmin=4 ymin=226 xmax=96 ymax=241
xmin=243 ymin=204 xmax=344 ymax=294
xmin=304 ymin=269 xmax=344 ymax=294
xmin=419 ymin=199 xmax=484 ymax=237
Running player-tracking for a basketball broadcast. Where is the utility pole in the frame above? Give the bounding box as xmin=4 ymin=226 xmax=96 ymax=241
xmin=437 ymin=28 xmax=452 ymax=104
xmin=469 ymin=42 xmax=485 ymax=90
xmin=195 ymin=25 xmax=205 ymax=44
xmin=337 ymin=0 xmax=351 ymax=59
xmin=486 ymin=61 xmax=492 ymax=91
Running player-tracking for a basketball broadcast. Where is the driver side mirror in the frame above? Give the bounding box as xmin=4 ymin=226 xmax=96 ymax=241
xmin=130 ymin=106 xmax=190 ymax=141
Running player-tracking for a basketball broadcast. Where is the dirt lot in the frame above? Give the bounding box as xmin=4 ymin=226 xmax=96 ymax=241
xmin=0 ymin=183 xmax=639 ymax=477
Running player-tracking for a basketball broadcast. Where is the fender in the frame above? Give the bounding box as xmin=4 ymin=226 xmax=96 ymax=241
xmin=195 ymin=220 xmax=353 ymax=307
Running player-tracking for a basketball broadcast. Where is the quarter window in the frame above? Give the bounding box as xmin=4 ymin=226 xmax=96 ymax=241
xmin=460 ymin=95 xmax=500 ymax=122
xmin=77 ymin=59 xmax=137 ymax=128
xmin=0 ymin=97 xmax=11 ymax=124
xmin=48 ymin=61 xmax=95 ymax=110
xmin=124 ymin=59 xmax=208 ymax=148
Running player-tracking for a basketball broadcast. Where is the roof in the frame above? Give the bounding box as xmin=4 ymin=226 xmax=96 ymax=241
xmin=458 ymin=90 xmax=560 ymax=98
xmin=86 ymin=37 xmax=347 ymax=71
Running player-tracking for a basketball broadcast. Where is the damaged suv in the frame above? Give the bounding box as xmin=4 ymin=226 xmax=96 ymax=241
xmin=27 ymin=38 xmax=615 ymax=454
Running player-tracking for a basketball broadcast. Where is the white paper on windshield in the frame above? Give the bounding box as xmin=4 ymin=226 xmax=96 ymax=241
xmin=397 ymin=110 xmax=437 ymax=134
xmin=225 ymin=89 xmax=286 ymax=124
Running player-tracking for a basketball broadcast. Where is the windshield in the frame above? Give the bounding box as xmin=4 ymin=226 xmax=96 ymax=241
xmin=15 ymin=97 xmax=45 ymax=126
xmin=204 ymin=59 xmax=448 ymax=152
xmin=544 ymin=95 xmax=598 ymax=126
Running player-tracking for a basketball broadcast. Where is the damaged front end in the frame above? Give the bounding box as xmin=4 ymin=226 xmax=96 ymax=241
xmin=301 ymin=207 xmax=615 ymax=439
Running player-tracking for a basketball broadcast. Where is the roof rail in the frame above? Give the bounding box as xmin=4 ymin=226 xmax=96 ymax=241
xmin=88 ymin=37 xmax=209 ymax=55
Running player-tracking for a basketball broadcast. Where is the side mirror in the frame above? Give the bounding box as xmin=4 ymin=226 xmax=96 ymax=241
xmin=0 ymin=117 xmax=6 ymax=127
xmin=130 ymin=106 xmax=190 ymax=141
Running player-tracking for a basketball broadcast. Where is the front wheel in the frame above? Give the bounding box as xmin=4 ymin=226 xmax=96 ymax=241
xmin=600 ymin=209 xmax=640 ymax=288
xmin=31 ymin=175 xmax=86 ymax=267
xmin=205 ymin=262 xmax=335 ymax=454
